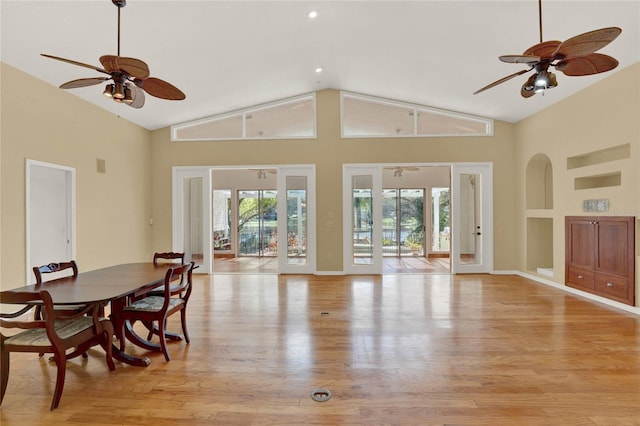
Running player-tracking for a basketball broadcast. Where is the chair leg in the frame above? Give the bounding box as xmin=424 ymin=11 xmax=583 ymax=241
xmin=158 ymin=318 xmax=171 ymax=362
xmin=0 ymin=351 xmax=9 ymax=406
xmin=51 ymin=347 xmax=67 ymax=410
xmin=180 ymin=308 xmax=190 ymax=344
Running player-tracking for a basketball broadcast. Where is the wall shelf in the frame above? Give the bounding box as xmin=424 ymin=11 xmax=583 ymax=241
xmin=567 ymin=144 xmax=630 ymax=170
xmin=574 ymin=172 xmax=621 ymax=190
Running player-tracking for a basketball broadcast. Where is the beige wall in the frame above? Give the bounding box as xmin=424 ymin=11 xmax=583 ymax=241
xmin=150 ymin=89 xmax=519 ymax=272
xmin=0 ymin=63 xmax=153 ymax=289
xmin=6 ymin=58 xmax=636 ymax=294
xmin=515 ymin=63 xmax=640 ymax=305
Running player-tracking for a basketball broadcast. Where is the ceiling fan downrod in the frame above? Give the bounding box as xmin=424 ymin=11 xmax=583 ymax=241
xmin=112 ymin=0 xmax=126 ymax=57
xmin=538 ymin=0 xmax=543 ymax=43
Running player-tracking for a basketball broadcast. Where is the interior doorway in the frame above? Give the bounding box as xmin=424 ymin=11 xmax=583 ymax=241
xmin=345 ymin=163 xmax=492 ymax=274
xmin=381 ymin=166 xmax=451 ymax=274
xmin=26 ymin=160 xmax=76 ymax=284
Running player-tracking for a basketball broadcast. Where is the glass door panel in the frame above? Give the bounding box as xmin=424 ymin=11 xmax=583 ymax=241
xmin=278 ymin=166 xmax=316 ymax=274
xmin=352 ymin=177 xmax=374 ymax=264
xmin=185 ymin=178 xmax=204 ymax=265
xmin=343 ymin=166 xmax=382 ymax=274
xmin=431 ymin=188 xmax=450 ymax=252
xmin=286 ymin=176 xmax=307 ymax=265
xmin=459 ymin=174 xmax=480 ymax=265
xmin=400 ymin=189 xmax=425 ymax=257
xmin=382 ymin=189 xmax=398 ymax=256
xmin=238 ymin=190 xmax=277 ymax=257
xmin=213 ymin=189 xmax=231 ymax=252
xmin=382 ymin=189 xmax=425 ymax=257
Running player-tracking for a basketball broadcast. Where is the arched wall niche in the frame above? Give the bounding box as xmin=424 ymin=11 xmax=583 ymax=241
xmin=526 ymin=154 xmax=553 ymax=209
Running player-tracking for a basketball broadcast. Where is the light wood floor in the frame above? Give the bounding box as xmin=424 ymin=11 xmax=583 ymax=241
xmin=2 ymin=273 xmax=639 ymax=425
xmin=212 ymin=256 xmax=450 ymax=274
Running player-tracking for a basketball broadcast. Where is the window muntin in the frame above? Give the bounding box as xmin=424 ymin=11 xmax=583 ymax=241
xmin=171 ymin=94 xmax=316 ymax=141
xmin=341 ymin=92 xmax=492 ymax=138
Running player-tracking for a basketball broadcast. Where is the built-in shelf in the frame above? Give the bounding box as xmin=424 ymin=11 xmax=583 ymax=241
xmin=567 ymin=143 xmax=630 ymax=170
xmin=526 ymin=154 xmax=553 ymax=209
xmin=574 ymin=172 xmax=621 ymax=190
xmin=527 ymin=217 xmax=553 ymax=274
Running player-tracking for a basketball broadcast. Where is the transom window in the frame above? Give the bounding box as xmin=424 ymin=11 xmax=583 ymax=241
xmin=341 ymin=92 xmax=493 ymax=138
xmin=171 ymin=94 xmax=316 ymax=141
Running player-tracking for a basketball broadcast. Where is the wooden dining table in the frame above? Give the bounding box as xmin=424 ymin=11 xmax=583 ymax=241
xmin=6 ymin=262 xmax=175 ymax=367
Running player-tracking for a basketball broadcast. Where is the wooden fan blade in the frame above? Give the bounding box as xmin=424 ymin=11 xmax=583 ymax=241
xmin=99 ymin=55 xmax=150 ymax=79
xmin=553 ymin=27 xmax=622 ymax=59
xmin=136 ymin=77 xmax=185 ymax=100
xmin=499 ymin=55 xmax=540 ymax=65
xmin=41 ymin=53 xmax=110 ymax=75
xmin=126 ymin=83 xmax=145 ymax=109
xmin=99 ymin=55 xmax=120 ymax=73
xmin=523 ymin=40 xmax=562 ymax=59
xmin=59 ymin=77 xmax=110 ymax=89
xmin=117 ymin=57 xmax=150 ymax=79
xmin=473 ymin=69 xmax=531 ymax=95
xmin=556 ymin=53 xmax=619 ymax=76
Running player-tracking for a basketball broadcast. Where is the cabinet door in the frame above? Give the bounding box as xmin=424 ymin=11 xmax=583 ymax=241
xmin=595 ymin=219 xmax=631 ymax=276
xmin=566 ymin=219 xmax=595 ymax=269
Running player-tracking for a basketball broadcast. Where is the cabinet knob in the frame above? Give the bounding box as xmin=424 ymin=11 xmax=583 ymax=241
xmin=606 ymin=282 xmax=614 ymax=287
xmin=578 ymin=275 xmax=583 ymax=279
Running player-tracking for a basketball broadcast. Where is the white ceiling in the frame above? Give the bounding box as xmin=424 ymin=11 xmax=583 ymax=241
xmin=2 ymin=1 xmax=638 ymax=131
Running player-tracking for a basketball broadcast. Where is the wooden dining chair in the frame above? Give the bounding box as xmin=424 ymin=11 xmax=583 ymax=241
xmin=114 ymin=262 xmax=194 ymax=362
xmin=0 ymin=290 xmax=116 ymax=410
xmin=32 ymin=260 xmax=93 ymax=357
xmin=143 ymin=252 xmax=187 ymax=340
xmin=33 ymin=261 xmax=88 ymax=317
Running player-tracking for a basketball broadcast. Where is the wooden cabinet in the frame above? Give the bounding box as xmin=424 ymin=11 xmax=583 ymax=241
xmin=565 ymin=216 xmax=635 ymax=305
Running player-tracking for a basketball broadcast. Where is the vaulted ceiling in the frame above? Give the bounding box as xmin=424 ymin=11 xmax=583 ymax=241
xmin=2 ymin=1 xmax=638 ymax=131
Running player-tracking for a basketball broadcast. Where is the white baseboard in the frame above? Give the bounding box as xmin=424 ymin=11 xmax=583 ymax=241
xmin=494 ymin=269 xmax=640 ymax=316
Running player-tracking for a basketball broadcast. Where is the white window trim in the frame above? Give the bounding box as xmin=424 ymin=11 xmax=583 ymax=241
xmin=171 ymin=93 xmax=317 ymax=142
xmin=340 ymin=91 xmax=494 ymax=138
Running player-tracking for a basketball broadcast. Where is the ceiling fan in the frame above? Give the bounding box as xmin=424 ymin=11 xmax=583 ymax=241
xmin=474 ymin=0 xmax=621 ymax=98
xmin=384 ymin=166 xmax=420 ymax=177
xmin=41 ymin=0 xmax=185 ymax=108
xmin=249 ymin=169 xmax=277 ymax=179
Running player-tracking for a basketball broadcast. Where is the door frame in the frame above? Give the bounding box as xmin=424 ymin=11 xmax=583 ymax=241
xmin=173 ymin=165 xmax=317 ymax=274
xmin=172 ymin=167 xmax=213 ymax=274
xmin=25 ymin=159 xmax=76 ymax=285
xmin=342 ymin=162 xmax=493 ymax=274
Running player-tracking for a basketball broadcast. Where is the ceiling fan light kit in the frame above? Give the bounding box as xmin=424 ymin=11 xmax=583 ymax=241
xmin=474 ymin=0 xmax=621 ymax=98
xmin=41 ymin=0 xmax=185 ymax=109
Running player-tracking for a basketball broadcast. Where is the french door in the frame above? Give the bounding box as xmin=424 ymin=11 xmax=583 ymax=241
xmin=343 ymin=163 xmax=493 ymax=274
xmin=173 ymin=165 xmax=316 ymax=274
xmin=343 ymin=165 xmax=383 ymax=274
xmin=451 ymin=164 xmax=493 ymax=273
xmin=277 ymin=166 xmax=316 ymax=274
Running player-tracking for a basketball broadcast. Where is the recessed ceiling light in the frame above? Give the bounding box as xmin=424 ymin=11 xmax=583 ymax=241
xmin=315 ymin=67 xmax=323 ymax=73
xmin=308 ymin=10 xmax=318 ymax=19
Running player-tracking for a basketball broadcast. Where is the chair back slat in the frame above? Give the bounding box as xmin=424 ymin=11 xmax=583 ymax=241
xmin=153 ymin=252 xmax=185 ymax=265
xmin=32 ymin=261 xmax=78 ymax=284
